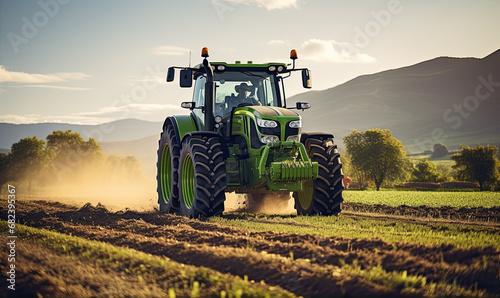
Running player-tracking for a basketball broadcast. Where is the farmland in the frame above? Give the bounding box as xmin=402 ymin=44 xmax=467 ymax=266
xmin=1 ymin=193 xmax=499 ymax=298
xmin=344 ymin=190 xmax=500 ymax=208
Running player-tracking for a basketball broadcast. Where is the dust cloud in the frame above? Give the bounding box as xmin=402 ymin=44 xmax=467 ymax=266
xmin=24 ymin=164 xmax=157 ymax=211
xmin=224 ymin=192 xmax=296 ymax=215
xmin=34 ymin=180 xmax=158 ymax=211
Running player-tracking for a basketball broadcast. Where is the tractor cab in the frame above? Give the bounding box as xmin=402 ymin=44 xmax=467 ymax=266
xmin=190 ymin=63 xmax=284 ymax=130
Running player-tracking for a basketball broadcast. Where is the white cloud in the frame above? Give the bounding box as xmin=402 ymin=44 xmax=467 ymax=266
xmin=0 ymin=114 xmax=106 ymax=125
xmin=214 ymin=0 xmax=298 ymax=10
xmin=150 ymin=46 xmax=192 ymax=56
xmin=0 ymin=65 xmax=89 ymax=83
xmin=300 ymin=39 xmax=376 ymax=63
xmin=73 ymin=103 xmax=188 ymax=120
xmin=0 ymin=104 xmax=189 ymax=125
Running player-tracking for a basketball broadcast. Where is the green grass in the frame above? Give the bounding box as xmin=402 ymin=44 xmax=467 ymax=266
xmin=343 ymin=191 xmax=500 ymax=208
xmin=1 ymin=221 xmax=294 ymax=298
xmin=409 ymin=153 xmax=456 ymax=167
xmin=212 ymin=214 xmax=500 ymax=249
xmin=338 ymin=260 xmax=483 ymax=297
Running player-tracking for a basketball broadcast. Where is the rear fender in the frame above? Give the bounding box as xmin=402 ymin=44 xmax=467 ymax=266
xmin=164 ymin=115 xmax=199 ymax=141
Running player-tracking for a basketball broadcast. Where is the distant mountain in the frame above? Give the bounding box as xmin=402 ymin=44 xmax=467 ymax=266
xmin=291 ymin=49 xmax=500 ymax=153
xmin=0 ymin=119 xmax=162 ymax=150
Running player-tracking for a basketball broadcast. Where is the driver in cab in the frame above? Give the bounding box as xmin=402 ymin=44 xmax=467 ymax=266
xmin=227 ymin=83 xmax=261 ymax=110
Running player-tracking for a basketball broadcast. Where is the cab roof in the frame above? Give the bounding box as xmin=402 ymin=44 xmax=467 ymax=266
xmin=193 ymin=61 xmax=289 ymax=73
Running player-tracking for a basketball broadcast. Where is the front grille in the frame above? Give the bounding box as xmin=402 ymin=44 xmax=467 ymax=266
xmin=258 ymin=123 xmax=281 ymax=137
xmin=285 ymin=123 xmax=300 ymax=140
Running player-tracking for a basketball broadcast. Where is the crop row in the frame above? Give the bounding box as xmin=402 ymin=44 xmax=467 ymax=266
xmin=343 ymin=191 xmax=500 ymax=208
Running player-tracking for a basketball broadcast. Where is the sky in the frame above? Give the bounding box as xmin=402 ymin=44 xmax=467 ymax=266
xmin=0 ymin=0 xmax=499 ymax=124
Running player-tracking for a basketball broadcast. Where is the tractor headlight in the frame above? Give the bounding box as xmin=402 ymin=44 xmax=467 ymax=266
xmin=257 ymin=117 xmax=278 ymax=128
xmin=288 ymin=120 xmax=301 ymax=128
xmin=286 ymin=135 xmax=300 ymax=142
xmin=261 ymin=135 xmax=279 ymax=144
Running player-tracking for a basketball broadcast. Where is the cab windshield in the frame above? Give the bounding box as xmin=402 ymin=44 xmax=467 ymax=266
xmin=214 ymin=71 xmax=280 ymax=117
xmin=191 ymin=70 xmax=281 ymax=125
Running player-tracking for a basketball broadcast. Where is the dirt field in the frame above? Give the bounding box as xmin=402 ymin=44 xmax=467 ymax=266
xmin=1 ymin=199 xmax=499 ymax=297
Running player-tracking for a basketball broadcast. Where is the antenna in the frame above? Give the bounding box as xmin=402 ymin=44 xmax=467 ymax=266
xmin=189 ymin=50 xmax=191 ymax=67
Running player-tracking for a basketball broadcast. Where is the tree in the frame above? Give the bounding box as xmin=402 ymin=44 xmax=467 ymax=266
xmin=47 ymin=130 xmax=101 ymax=155
xmin=106 ymin=155 xmax=143 ymax=182
xmin=343 ymin=129 xmax=411 ymax=191
xmin=411 ymin=159 xmax=441 ymax=182
xmin=8 ymin=136 xmax=53 ymax=190
xmin=46 ymin=130 xmax=103 ymax=178
xmin=452 ymin=144 xmax=500 ymax=191
xmin=341 ymin=153 xmax=368 ymax=189
xmin=436 ymin=164 xmax=454 ymax=182
xmin=0 ymin=153 xmax=10 ymax=190
xmin=431 ymin=143 xmax=449 ymax=159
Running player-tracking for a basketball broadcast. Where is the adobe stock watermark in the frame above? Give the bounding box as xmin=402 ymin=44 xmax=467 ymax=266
xmin=83 ymin=64 xmax=164 ymax=142
xmin=314 ymin=0 xmax=409 ymax=60
xmin=6 ymin=185 xmax=17 ymax=291
xmin=413 ymin=73 xmax=500 ymax=152
xmin=343 ymin=0 xmax=408 ymax=56
xmin=211 ymin=0 xmax=239 ymax=21
xmin=7 ymin=0 xmax=71 ymax=54
xmin=353 ymin=0 xmax=405 ymax=49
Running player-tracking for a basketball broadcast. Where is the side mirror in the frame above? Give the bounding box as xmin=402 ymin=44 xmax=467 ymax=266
xmin=166 ymin=67 xmax=175 ymax=82
xmin=302 ymin=69 xmax=312 ymax=89
xmin=296 ymin=102 xmax=311 ymax=111
xmin=181 ymin=102 xmax=195 ymax=110
xmin=179 ymin=69 xmax=193 ymax=88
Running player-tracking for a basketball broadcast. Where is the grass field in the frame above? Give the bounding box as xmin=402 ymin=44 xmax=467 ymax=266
xmin=343 ymin=190 xmax=500 ymax=208
xmin=409 ymin=154 xmax=456 ymax=167
xmin=211 ymin=213 xmax=500 ymax=249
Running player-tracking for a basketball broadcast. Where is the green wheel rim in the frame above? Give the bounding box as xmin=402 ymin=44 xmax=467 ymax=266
xmin=160 ymin=143 xmax=172 ymax=203
xmin=182 ymin=153 xmax=195 ymax=208
xmin=298 ymin=180 xmax=314 ymax=210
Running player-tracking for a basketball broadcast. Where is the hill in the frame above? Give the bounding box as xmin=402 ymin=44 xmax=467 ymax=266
xmin=0 ymin=119 xmax=162 ymax=150
xmin=291 ymin=49 xmax=500 ymax=153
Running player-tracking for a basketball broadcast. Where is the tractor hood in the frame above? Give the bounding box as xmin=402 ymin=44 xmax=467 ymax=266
xmin=234 ymin=106 xmax=300 ymax=119
xmin=249 ymin=106 xmax=299 ymax=117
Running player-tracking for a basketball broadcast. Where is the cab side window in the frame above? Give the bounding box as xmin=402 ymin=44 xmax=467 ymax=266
xmin=192 ymin=76 xmax=206 ymax=126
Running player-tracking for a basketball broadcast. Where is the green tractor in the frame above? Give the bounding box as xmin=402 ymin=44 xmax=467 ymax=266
xmin=157 ymin=47 xmax=344 ymax=218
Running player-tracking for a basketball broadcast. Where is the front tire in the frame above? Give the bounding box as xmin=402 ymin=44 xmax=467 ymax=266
xmin=178 ymin=135 xmax=227 ymax=218
xmin=157 ymin=122 xmax=180 ymax=213
xmin=293 ymin=137 xmax=344 ymax=215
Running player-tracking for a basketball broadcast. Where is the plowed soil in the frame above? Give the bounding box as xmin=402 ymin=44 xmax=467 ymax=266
xmin=2 ymin=199 xmax=500 ymax=297
xmin=343 ymin=202 xmax=500 ymax=222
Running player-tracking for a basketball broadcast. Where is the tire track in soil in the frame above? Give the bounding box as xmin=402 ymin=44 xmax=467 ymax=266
xmin=343 ymin=202 xmax=500 ymax=223
xmin=14 ymin=200 xmax=500 ymax=296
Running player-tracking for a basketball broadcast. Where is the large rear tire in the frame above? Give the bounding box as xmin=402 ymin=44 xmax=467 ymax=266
xmin=178 ymin=135 xmax=227 ymax=218
xmin=293 ymin=137 xmax=344 ymax=215
xmin=157 ymin=122 xmax=180 ymax=213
